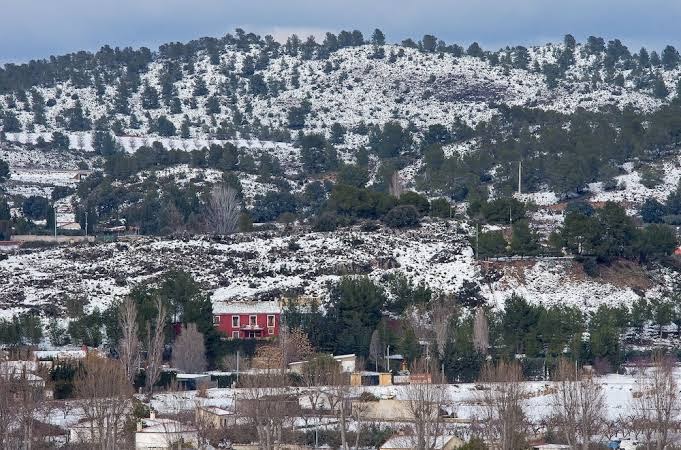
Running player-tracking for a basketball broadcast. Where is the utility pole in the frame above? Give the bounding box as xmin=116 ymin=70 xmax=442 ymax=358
xmin=85 ymin=211 xmax=89 ymax=238
xmin=476 ymin=223 xmax=480 ymax=260
xmin=385 ymin=345 xmax=390 ymax=373
xmin=518 ymin=160 xmax=522 ymax=195
xmin=53 ymin=207 xmax=57 ymax=238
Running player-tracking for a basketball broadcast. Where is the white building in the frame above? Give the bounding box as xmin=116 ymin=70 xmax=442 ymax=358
xmin=135 ymin=417 xmax=198 ymax=450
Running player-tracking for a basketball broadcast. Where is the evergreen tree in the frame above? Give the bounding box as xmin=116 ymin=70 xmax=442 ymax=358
xmin=92 ymin=131 xmax=119 ymax=156
xmin=0 ymin=158 xmax=9 ymax=183
xmin=141 ymin=82 xmax=160 ymax=109
xmin=1 ymin=110 xmax=21 ymax=132
xmin=513 ymin=46 xmax=530 ymax=70
xmin=638 ymin=47 xmax=650 ymax=67
xmin=180 ymin=116 xmax=191 ymax=138
xmin=192 ymin=77 xmax=209 ymax=96
xmin=421 ymin=35 xmax=438 ymax=53
xmin=661 ymin=45 xmax=680 ymax=69
xmin=205 ymin=96 xmax=221 ymax=115
xmin=371 ymin=28 xmax=386 ymax=46
xmin=31 ymin=90 xmax=46 ymax=125
xmin=466 ymin=42 xmax=484 ymax=58
xmin=510 ymin=219 xmax=540 ymax=256
xmin=154 ymin=116 xmax=176 ymax=136
xmin=653 ymin=76 xmax=669 ymax=98
xmin=60 ymin=100 xmax=91 ymax=131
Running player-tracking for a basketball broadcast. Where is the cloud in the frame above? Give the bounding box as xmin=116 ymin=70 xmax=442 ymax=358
xmin=2 ymin=0 xmax=681 ymax=63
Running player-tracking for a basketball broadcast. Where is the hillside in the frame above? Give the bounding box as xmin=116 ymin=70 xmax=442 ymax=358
xmin=1 ymin=29 xmax=681 ymax=332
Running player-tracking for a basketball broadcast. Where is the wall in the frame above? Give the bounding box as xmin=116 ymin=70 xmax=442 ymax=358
xmin=214 ymin=313 xmax=280 ymax=338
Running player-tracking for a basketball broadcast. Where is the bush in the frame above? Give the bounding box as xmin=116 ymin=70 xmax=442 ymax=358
xmin=581 ymin=256 xmax=600 ymax=277
xmin=430 ymin=198 xmax=452 ymax=218
xmin=382 ymin=205 xmax=420 ymax=228
xmin=398 ymin=191 xmax=430 ymax=216
xmin=312 ymin=212 xmax=338 ymax=232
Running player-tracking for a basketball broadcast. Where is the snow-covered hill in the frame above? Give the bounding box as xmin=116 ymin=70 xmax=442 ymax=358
xmin=0 ymin=221 xmax=673 ymax=320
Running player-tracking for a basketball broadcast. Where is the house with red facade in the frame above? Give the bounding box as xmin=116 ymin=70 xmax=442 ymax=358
xmin=213 ymin=301 xmax=281 ymax=339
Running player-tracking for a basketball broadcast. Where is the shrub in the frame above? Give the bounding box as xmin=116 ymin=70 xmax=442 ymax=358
xmin=430 ymin=198 xmax=452 ymax=218
xmin=312 ymin=212 xmax=338 ymax=232
xmin=398 ymin=191 xmax=430 ymax=216
xmin=382 ymin=205 xmax=420 ymax=228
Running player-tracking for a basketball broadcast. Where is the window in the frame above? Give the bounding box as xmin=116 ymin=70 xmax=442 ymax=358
xmin=249 ymin=315 xmax=257 ymax=326
xmin=213 ymin=315 xmax=220 ymax=324
xmin=268 ymin=327 xmax=275 ymax=335
xmin=267 ymin=315 xmax=275 ymax=327
xmin=232 ymin=331 xmax=239 ymax=339
xmin=231 ymin=315 xmax=240 ymax=328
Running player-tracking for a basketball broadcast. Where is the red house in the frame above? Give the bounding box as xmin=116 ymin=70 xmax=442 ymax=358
xmin=213 ymin=301 xmax=281 ymax=339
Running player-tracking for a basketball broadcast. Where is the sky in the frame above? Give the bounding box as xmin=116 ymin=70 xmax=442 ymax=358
xmin=3 ymin=0 xmax=681 ymax=63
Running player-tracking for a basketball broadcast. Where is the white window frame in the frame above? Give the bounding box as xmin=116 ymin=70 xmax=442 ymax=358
xmin=213 ymin=315 xmax=220 ymax=324
xmin=267 ymin=315 xmax=276 ymax=327
xmin=249 ymin=315 xmax=257 ymax=326
xmin=232 ymin=331 xmax=240 ymax=339
xmin=231 ymin=315 xmax=240 ymax=328
xmin=268 ymin=327 xmax=275 ymax=335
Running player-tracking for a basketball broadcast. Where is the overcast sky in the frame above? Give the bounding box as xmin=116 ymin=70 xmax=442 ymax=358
xmin=3 ymin=0 xmax=681 ymax=63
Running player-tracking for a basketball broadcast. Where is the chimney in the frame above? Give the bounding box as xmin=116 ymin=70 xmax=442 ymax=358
xmin=149 ymin=411 xmax=156 ymax=420
xmin=136 ymin=421 xmax=142 ymax=432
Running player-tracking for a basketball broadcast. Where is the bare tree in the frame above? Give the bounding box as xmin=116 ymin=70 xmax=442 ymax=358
xmin=477 ymin=360 xmax=528 ymax=450
xmin=327 ymin=371 xmax=352 ymax=450
xmin=171 ymin=323 xmax=207 ymax=373
xmin=75 ymin=355 xmax=133 ymax=450
xmin=301 ymin=354 xmax=340 ymax=424
xmin=145 ymin=297 xmax=167 ymax=395
xmin=431 ymin=295 xmax=457 ymax=360
xmin=472 ymin=307 xmax=489 ymax=354
xmin=630 ymin=353 xmax=680 ymax=450
xmin=389 ymin=172 xmax=403 ymax=198
xmin=552 ymin=359 xmax=606 ymax=450
xmin=369 ymin=329 xmax=383 ymax=372
xmin=405 ymin=378 xmax=449 ymax=450
xmin=238 ymin=372 xmax=297 ymax=450
xmin=0 ymin=365 xmax=21 ymax=448
xmin=279 ymin=326 xmax=314 ymax=370
xmin=206 ymin=184 xmax=240 ymax=235
xmin=118 ymin=296 xmax=140 ymax=383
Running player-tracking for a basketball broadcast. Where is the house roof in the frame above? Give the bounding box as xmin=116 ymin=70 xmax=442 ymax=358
xmin=175 ymin=373 xmax=210 ymax=380
xmin=213 ymin=301 xmax=281 ymax=315
xmin=199 ymin=406 xmax=233 ymax=416
xmin=34 ymin=350 xmax=87 ymax=360
xmin=140 ymin=418 xmax=197 ymax=434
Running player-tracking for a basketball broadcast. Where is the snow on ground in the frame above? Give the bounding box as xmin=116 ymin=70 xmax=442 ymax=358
xmin=589 ymin=157 xmax=681 ymax=204
xmin=148 ymin=370 xmax=679 ymax=424
xmin=482 ymin=258 xmax=668 ymax=313
xmin=0 ymin=222 xmax=675 ymax=320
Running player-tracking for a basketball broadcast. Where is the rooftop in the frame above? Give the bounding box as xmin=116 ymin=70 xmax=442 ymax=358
xmin=213 ymin=300 xmax=281 ymax=315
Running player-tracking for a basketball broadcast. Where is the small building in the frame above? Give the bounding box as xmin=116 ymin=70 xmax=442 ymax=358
xmin=174 ymin=373 xmax=216 ymax=391
xmin=352 ymin=399 xmax=439 ymax=422
xmin=288 ymin=353 xmax=356 ymax=374
xmin=213 ymin=301 xmax=281 ymax=339
xmin=195 ymin=405 xmax=236 ymax=428
xmin=350 ymin=371 xmax=392 ymax=386
xmin=135 ymin=417 xmax=198 ymax=449
xmin=380 ymin=435 xmax=464 ymax=450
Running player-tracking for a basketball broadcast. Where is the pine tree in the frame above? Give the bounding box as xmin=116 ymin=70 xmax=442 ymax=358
xmin=371 ymin=28 xmax=386 ymax=46
xmin=192 ymin=77 xmax=209 ymax=96
xmin=141 ymin=82 xmax=160 ymax=109
xmin=662 ymin=45 xmax=681 ymax=69
xmin=180 ymin=116 xmax=191 ymax=138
